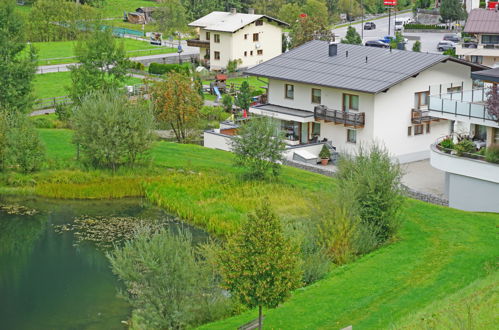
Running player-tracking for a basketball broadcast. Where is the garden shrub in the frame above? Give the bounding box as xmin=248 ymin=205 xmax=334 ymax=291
xmin=148 ymin=62 xmax=191 ymax=75
xmin=128 ymin=61 xmax=145 ymax=71
xmin=485 ymin=144 xmax=499 ymax=163
xmin=319 ymin=144 xmax=331 ymax=159
xmin=454 ymin=139 xmax=475 ymax=156
xmin=199 ymin=106 xmax=227 ymax=122
xmin=404 ymin=24 xmax=446 ymax=30
xmin=30 ymin=115 xmax=56 ymax=129
xmin=7 ymin=114 xmax=45 ymax=173
xmin=55 ymin=103 xmax=72 ymax=126
xmin=72 ymin=90 xmax=155 ymax=171
xmin=336 ymin=143 xmax=404 ymax=245
xmin=439 ymin=137 xmax=454 ymax=150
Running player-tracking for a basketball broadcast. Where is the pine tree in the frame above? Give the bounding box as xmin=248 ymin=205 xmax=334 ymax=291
xmin=235 ymin=81 xmax=252 ymax=111
xmin=218 ymin=200 xmax=302 ymax=329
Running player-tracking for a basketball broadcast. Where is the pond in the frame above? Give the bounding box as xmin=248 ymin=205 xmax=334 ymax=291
xmin=0 ymin=197 xmax=207 ymax=330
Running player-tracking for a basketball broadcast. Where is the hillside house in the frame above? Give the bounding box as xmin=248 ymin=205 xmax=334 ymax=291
xmin=186 ymin=9 xmax=288 ymax=71
xmin=205 ymin=41 xmax=486 ymax=164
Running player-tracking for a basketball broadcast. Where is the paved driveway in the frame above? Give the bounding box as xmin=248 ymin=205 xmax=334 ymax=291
xmin=401 ymin=159 xmax=446 ymax=198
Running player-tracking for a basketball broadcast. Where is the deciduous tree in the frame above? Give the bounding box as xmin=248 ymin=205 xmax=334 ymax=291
xmin=153 ymin=0 xmax=189 ymax=38
xmin=290 ymin=13 xmax=334 ymax=48
xmin=72 ymin=91 xmax=155 ymax=170
xmin=234 ymin=81 xmax=252 ymax=111
xmin=231 ymin=117 xmax=285 ymax=180
xmin=151 ymin=72 xmax=204 ymax=143
xmin=0 ymin=0 xmax=37 ymax=113
xmin=217 ymin=200 xmax=302 ymax=329
xmin=68 ymin=28 xmax=129 ymax=104
xmin=341 ymin=26 xmax=362 ymax=45
xmin=440 ymin=0 xmax=467 ymax=23
xmin=486 ymin=84 xmax=499 ymax=124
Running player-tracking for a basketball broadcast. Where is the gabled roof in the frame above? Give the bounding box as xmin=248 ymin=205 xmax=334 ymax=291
xmin=244 ymin=40 xmax=485 ymax=94
xmin=464 ymin=9 xmax=499 ymax=34
xmin=188 ymin=11 xmax=288 ymax=33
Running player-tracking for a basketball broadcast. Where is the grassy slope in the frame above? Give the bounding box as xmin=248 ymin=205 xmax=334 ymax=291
xmin=33 ymin=39 xmax=175 ymax=65
xmin=33 ymin=72 xmax=143 ymax=99
xmin=5 ymin=129 xmax=497 ymax=328
xmin=99 ymin=0 xmax=154 ymax=18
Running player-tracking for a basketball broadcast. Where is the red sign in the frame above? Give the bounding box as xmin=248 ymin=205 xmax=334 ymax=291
xmin=488 ymin=1 xmax=499 ymax=9
xmin=384 ymin=0 xmax=397 ymax=5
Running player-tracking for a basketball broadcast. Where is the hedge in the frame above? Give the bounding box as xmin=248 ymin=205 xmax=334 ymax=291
xmin=404 ymin=24 xmax=446 ymax=30
xmin=148 ymin=63 xmax=191 ymax=75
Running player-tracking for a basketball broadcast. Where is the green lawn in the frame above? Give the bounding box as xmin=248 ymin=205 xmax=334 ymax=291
xmin=33 ymin=72 xmax=143 ymax=99
xmin=2 ymin=129 xmax=497 ymax=328
xmin=202 ymin=76 xmax=268 ymax=101
xmin=31 ymin=39 xmax=176 ymax=65
xmin=99 ymin=0 xmax=154 ymax=18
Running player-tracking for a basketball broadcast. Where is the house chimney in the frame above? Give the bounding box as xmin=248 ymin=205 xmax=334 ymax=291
xmin=248 ymin=8 xmax=255 ymax=14
xmin=329 ymin=42 xmax=338 ymax=57
xmin=230 ymin=8 xmax=237 ymax=15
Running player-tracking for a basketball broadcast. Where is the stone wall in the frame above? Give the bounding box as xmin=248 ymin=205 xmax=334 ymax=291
xmin=284 ymin=159 xmax=449 ymax=207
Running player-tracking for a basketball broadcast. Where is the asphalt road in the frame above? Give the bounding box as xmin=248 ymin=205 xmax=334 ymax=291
xmin=332 ymin=11 xmax=451 ymax=54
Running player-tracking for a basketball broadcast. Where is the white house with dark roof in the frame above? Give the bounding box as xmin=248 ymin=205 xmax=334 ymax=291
xmin=204 ymin=40 xmax=487 ymax=164
xmin=456 ymin=8 xmax=499 ymax=67
xmin=186 ymin=9 xmax=288 ymax=71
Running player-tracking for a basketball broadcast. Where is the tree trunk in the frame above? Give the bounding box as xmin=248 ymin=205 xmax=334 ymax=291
xmin=258 ymin=305 xmax=263 ymax=330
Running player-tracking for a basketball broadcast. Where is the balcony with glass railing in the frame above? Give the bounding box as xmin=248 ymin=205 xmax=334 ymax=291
xmin=428 ymin=86 xmax=499 ymax=128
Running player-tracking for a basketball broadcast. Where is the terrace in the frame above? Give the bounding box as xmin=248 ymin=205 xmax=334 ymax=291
xmin=186 ymin=38 xmax=210 ymax=48
xmin=427 ymin=85 xmax=499 ymax=128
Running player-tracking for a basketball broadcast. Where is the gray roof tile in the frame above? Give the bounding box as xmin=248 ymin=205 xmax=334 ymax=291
xmin=464 ymin=9 xmax=499 ymax=34
xmin=245 ymin=40 xmax=453 ymax=94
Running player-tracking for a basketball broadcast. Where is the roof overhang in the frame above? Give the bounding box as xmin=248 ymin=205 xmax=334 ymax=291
xmin=471 ymin=67 xmax=499 ymax=83
xmin=250 ymin=104 xmax=315 ymax=123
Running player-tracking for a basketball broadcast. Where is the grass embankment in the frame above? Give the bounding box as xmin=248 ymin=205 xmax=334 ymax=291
xmin=32 ymin=39 xmax=176 ymax=65
xmin=1 ymin=129 xmax=497 ymax=328
xmin=33 ymin=72 xmax=143 ymax=99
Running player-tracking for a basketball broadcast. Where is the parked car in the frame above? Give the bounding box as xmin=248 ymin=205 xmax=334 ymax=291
xmin=437 ymin=40 xmax=456 ymax=51
xmin=364 ymin=22 xmax=376 ymax=30
xmin=443 ymin=33 xmax=460 ymax=43
xmin=365 ymin=40 xmax=390 ymax=48
xmin=379 ymin=35 xmax=408 ymax=44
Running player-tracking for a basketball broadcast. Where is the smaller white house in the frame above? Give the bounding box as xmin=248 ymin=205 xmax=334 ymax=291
xmin=186 ymin=9 xmax=288 ymax=71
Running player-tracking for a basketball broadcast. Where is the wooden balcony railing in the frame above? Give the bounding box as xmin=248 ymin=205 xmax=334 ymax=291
xmin=186 ymin=39 xmax=210 ymax=48
xmin=411 ymin=109 xmax=442 ymax=124
xmin=314 ymin=105 xmax=365 ymax=128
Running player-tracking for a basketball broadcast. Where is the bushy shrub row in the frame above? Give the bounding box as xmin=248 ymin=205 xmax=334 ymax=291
xmin=404 ymin=24 xmax=446 ymax=30
xmin=148 ymin=62 xmax=191 ymax=75
xmin=439 ymin=138 xmax=499 ymax=164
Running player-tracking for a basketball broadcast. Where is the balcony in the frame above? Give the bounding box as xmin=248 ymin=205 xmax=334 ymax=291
xmin=186 ymin=38 xmax=210 ymax=48
xmin=455 ymin=43 xmax=499 ymax=57
xmin=427 ymin=88 xmax=499 ymax=128
xmin=411 ymin=108 xmax=442 ymax=124
xmin=314 ymin=105 xmax=365 ymax=128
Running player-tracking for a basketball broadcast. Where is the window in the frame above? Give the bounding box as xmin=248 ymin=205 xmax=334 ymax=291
xmin=285 ymin=84 xmax=294 ymax=99
xmin=250 ymin=50 xmax=253 ymax=55
xmin=343 ymin=94 xmax=359 ymax=111
xmin=281 ymin=121 xmax=299 ymax=141
xmin=244 ymin=51 xmax=247 ymax=56
xmin=312 ymin=122 xmax=321 ymax=137
xmin=257 ymin=49 xmax=263 ymax=55
xmin=482 ymin=34 xmax=499 ymax=44
xmin=415 ymin=91 xmax=429 ymax=109
xmin=214 ymin=34 xmax=220 ymax=43
xmin=244 ymin=34 xmax=248 ymax=40
xmin=311 ymin=88 xmax=321 ymax=104
xmin=470 ymin=56 xmax=483 ymax=64
xmin=214 ymin=51 xmax=220 ymax=60
xmin=255 ymin=19 xmax=263 ymax=26
xmin=426 ymin=123 xmax=431 ymax=133
xmin=414 ymin=124 xmax=424 ymax=135
xmin=253 ymin=33 xmax=259 ymax=42
xmin=205 ymin=32 xmax=210 ymax=40
xmin=407 ymin=126 xmax=412 ymax=136
xmin=347 ymin=129 xmax=357 ymax=143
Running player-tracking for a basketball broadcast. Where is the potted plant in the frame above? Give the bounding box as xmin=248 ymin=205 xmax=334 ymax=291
xmin=319 ymin=144 xmax=331 ymax=165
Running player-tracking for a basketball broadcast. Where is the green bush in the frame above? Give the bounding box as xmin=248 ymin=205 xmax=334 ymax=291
xmin=404 ymin=23 xmax=446 ymax=30
xmin=455 ymin=139 xmax=475 ymax=156
xmin=72 ymin=90 xmax=155 ymax=171
xmin=30 ymin=115 xmax=56 ymax=129
xmin=336 ymin=143 xmax=404 ymax=245
xmin=148 ymin=62 xmax=191 ymax=75
xmin=439 ymin=137 xmax=454 ymax=150
xmin=55 ymin=103 xmax=72 ymax=125
xmin=128 ymin=61 xmax=145 ymax=71
xmin=7 ymin=114 xmax=45 ymax=173
xmin=485 ymin=144 xmax=499 ymax=163
xmin=199 ymin=106 xmax=227 ymax=122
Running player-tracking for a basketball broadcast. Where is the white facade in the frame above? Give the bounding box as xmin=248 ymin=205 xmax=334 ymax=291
xmin=253 ymin=61 xmax=475 ymax=163
xmin=188 ymin=12 xmax=286 ymax=71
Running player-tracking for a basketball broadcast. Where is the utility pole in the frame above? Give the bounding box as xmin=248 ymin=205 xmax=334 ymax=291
xmin=388 ymin=8 xmax=391 ymax=36
xmin=361 ymin=0 xmax=364 ymax=40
